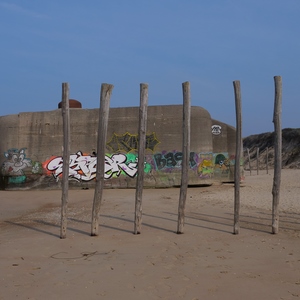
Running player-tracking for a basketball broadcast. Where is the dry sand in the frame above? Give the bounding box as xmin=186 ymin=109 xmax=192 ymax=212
xmin=1 ymin=169 xmax=300 ymax=300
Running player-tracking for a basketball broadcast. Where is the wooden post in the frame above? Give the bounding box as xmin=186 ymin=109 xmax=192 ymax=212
xmin=266 ymin=147 xmax=269 ymax=174
xmin=233 ymin=80 xmax=242 ymax=235
xmin=60 ymin=82 xmax=70 ymax=239
xmin=272 ymin=76 xmax=282 ymax=234
xmin=134 ymin=83 xmax=148 ymax=234
xmin=256 ymin=147 xmax=259 ymax=175
xmin=91 ymin=83 xmax=114 ymax=236
xmin=177 ymin=81 xmax=191 ymax=234
xmin=247 ymin=148 xmax=251 ymax=175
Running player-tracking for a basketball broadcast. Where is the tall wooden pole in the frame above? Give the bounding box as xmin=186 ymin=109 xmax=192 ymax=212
xmin=134 ymin=83 xmax=148 ymax=234
xmin=247 ymin=148 xmax=251 ymax=175
xmin=60 ymin=82 xmax=70 ymax=239
xmin=91 ymin=83 xmax=114 ymax=236
xmin=266 ymin=147 xmax=269 ymax=174
xmin=233 ymin=80 xmax=242 ymax=235
xmin=256 ymin=147 xmax=259 ymax=175
xmin=272 ymin=76 xmax=282 ymax=234
xmin=177 ymin=81 xmax=191 ymax=234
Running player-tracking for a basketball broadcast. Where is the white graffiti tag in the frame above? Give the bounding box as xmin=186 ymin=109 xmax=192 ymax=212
xmin=105 ymin=154 xmax=138 ymax=179
xmin=46 ymin=151 xmax=138 ymax=181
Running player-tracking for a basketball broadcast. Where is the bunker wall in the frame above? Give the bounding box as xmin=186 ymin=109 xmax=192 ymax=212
xmin=0 ymin=105 xmax=236 ymax=189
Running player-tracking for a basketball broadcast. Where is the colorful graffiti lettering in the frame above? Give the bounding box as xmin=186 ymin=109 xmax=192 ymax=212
xmin=107 ymin=132 xmax=160 ymax=152
xmin=44 ymin=151 xmax=97 ymax=181
xmin=153 ymin=151 xmax=197 ymax=171
xmin=105 ymin=153 xmax=138 ymax=179
xmin=197 ymin=152 xmax=231 ymax=178
xmin=43 ymin=151 xmax=151 ymax=181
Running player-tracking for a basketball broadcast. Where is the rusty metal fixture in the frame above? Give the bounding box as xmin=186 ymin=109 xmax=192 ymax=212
xmin=58 ymin=99 xmax=82 ymax=108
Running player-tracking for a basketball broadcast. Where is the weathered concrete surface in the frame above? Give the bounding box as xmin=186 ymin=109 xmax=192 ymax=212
xmin=212 ymin=119 xmax=237 ymax=181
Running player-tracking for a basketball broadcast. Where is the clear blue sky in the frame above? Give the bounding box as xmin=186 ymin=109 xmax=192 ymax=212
xmin=1 ymin=1 xmax=299 ymax=137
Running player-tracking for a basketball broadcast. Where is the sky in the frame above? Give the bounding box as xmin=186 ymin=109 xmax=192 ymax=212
xmin=1 ymin=0 xmax=299 ymax=137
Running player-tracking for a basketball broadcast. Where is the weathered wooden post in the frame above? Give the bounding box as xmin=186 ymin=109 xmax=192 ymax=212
xmin=272 ymin=76 xmax=282 ymax=234
xmin=91 ymin=83 xmax=114 ymax=236
xmin=233 ymin=80 xmax=242 ymax=235
xmin=247 ymin=148 xmax=251 ymax=175
xmin=134 ymin=83 xmax=148 ymax=234
xmin=266 ymin=147 xmax=269 ymax=174
xmin=256 ymin=147 xmax=259 ymax=175
xmin=60 ymin=82 xmax=70 ymax=239
xmin=177 ymin=81 xmax=191 ymax=234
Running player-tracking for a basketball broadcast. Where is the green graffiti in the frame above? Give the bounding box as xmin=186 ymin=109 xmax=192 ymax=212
xmin=144 ymin=162 xmax=151 ymax=173
xmin=126 ymin=153 xmax=137 ymax=163
xmin=32 ymin=161 xmax=43 ymax=174
xmin=125 ymin=153 xmax=151 ymax=174
xmin=9 ymin=175 xmax=26 ymax=184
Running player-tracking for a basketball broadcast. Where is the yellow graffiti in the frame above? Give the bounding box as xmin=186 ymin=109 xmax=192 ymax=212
xmin=198 ymin=159 xmax=214 ymax=176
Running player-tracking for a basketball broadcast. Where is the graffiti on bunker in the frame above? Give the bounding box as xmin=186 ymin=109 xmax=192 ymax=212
xmin=197 ymin=153 xmax=214 ymax=178
xmin=211 ymin=125 xmax=222 ymax=135
xmin=2 ymin=148 xmax=32 ymax=183
xmin=153 ymin=151 xmax=230 ymax=178
xmin=153 ymin=151 xmax=198 ymax=171
xmin=107 ymin=132 xmax=160 ymax=152
xmin=213 ymin=153 xmax=230 ymax=177
xmin=44 ymin=151 xmax=230 ymax=182
xmin=43 ymin=151 xmax=152 ymax=181
xmin=1 ymin=147 xmax=232 ymax=186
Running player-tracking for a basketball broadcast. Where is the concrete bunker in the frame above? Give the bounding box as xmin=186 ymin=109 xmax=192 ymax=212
xmin=0 ymin=105 xmax=237 ymax=190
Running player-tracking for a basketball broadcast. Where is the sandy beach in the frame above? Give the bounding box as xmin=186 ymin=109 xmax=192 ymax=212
xmin=1 ymin=169 xmax=300 ymax=300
